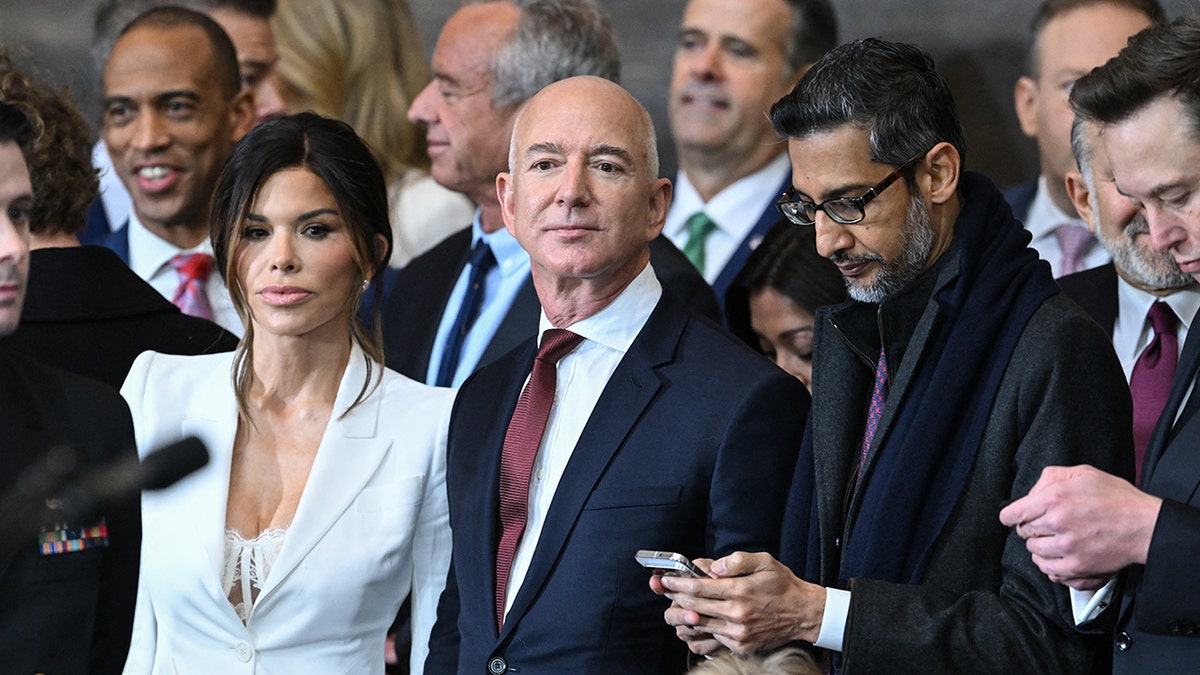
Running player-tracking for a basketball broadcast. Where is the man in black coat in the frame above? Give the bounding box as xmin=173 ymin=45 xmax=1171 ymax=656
xmin=0 ymin=103 xmax=140 ymax=674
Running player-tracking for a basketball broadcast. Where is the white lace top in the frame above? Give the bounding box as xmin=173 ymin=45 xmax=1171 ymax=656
xmin=222 ymin=527 xmax=288 ymax=623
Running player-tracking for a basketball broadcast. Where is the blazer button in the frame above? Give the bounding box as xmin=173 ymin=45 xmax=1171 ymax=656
xmin=487 ymin=656 xmax=508 ymax=674
xmin=1115 ymin=631 xmax=1132 ymax=652
xmin=1168 ymin=620 xmax=1182 ymax=634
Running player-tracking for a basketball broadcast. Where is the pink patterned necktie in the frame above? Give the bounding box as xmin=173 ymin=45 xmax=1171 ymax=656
xmin=1055 ymin=224 xmax=1098 ymax=276
xmin=1129 ymin=302 xmax=1178 ymax=486
xmin=169 ymin=253 xmax=216 ymax=321
xmin=856 ymin=347 xmax=888 ymax=488
xmin=494 ymin=328 xmax=584 ymax=632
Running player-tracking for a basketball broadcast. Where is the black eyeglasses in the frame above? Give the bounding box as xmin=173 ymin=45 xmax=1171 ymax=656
xmin=775 ymin=151 xmax=928 ymax=226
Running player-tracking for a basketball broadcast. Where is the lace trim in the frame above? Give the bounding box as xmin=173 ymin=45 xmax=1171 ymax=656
xmin=222 ymin=527 xmax=288 ymax=623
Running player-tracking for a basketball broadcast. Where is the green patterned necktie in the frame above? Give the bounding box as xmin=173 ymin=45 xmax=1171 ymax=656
xmin=682 ymin=211 xmax=716 ymax=272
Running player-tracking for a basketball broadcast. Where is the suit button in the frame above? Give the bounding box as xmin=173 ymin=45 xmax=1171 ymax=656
xmin=1115 ymin=632 xmax=1132 ymax=652
xmin=1169 ymin=620 xmax=1182 ymax=634
xmin=234 ymin=642 xmax=253 ymax=662
xmin=487 ymin=656 xmax=508 ymax=673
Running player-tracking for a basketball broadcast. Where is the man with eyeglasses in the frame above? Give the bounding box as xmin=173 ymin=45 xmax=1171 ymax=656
xmin=652 ymin=38 xmax=1132 ymax=673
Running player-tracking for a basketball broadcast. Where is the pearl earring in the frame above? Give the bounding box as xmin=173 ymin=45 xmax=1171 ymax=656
xmin=361 ymin=278 xmax=370 ymax=291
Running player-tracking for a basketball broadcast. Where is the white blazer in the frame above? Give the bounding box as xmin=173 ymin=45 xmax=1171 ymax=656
xmin=120 ymin=347 xmax=453 ymax=675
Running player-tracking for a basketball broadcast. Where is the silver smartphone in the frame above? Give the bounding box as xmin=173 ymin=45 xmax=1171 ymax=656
xmin=635 ymin=549 xmax=703 ymax=578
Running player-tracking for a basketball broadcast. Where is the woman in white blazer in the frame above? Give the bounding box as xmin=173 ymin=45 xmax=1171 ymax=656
xmin=121 ymin=112 xmax=453 ymax=674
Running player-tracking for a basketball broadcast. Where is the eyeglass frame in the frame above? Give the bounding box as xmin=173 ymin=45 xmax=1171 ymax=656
xmin=774 ymin=150 xmax=929 ymax=227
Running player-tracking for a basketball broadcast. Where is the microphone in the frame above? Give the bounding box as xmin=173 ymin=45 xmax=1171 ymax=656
xmin=54 ymin=436 xmax=210 ymax=520
xmin=0 ymin=436 xmax=209 ymax=549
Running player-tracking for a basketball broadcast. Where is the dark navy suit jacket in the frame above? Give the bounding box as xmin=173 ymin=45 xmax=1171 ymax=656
xmin=426 ymin=291 xmax=807 ymax=674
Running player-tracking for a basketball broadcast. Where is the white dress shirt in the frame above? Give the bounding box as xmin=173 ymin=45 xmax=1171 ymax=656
xmin=1023 ymin=175 xmax=1110 ymax=278
xmin=501 ymin=263 xmax=662 ymax=618
xmin=665 ymin=153 xmax=791 ymax=283
xmin=126 ymin=212 xmax=241 ymax=336
xmin=1112 ymin=280 xmax=1200 ymax=381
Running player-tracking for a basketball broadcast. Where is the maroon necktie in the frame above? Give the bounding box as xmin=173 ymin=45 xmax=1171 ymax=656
xmin=169 ymin=253 xmax=216 ymax=321
xmin=1129 ymin=302 xmax=1178 ymax=485
xmin=494 ymin=328 xmax=584 ymax=631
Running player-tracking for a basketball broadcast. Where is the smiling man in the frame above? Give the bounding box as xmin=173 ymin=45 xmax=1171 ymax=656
xmin=426 ymin=76 xmax=806 ymax=674
xmin=99 ymin=6 xmax=253 ymax=334
xmin=654 ymin=38 xmax=1131 ymax=674
xmin=664 ymin=0 xmax=836 ymax=305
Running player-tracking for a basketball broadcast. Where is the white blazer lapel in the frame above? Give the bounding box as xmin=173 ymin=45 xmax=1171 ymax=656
xmin=253 ymin=348 xmax=391 ymax=607
xmin=170 ymin=358 xmax=240 ymax=599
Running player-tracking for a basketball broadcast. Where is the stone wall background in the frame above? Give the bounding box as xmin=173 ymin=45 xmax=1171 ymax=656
xmin=0 ymin=0 xmax=1195 ymax=186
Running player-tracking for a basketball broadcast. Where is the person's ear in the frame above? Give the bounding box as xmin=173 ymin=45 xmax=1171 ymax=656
xmin=1064 ymin=170 xmax=1096 ymax=232
xmin=1014 ymin=75 xmax=1040 ymax=140
xmin=923 ymin=142 xmax=961 ymax=206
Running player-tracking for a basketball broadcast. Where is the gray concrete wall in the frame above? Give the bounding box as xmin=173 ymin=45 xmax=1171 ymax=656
xmin=1 ymin=0 xmax=1195 ymax=186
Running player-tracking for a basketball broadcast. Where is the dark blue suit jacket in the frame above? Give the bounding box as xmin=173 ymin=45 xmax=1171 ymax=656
xmin=426 ymin=291 xmax=807 ymax=674
xmin=1003 ymin=180 xmax=1037 ymax=224
xmin=708 ymin=175 xmax=791 ymax=306
xmin=99 ymin=222 xmax=131 ymax=264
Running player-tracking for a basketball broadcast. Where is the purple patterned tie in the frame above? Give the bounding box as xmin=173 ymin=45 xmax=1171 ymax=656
xmin=857 ymin=347 xmax=888 ymax=487
xmin=494 ymin=329 xmax=584 ymax=631
xmin=169 ymin=253 xmax=216 ymax=321
xmin=1129 ymin=302 xmax=1178 ymax=486
xmin=1054 ymin=224 xmax=1098 ymax=276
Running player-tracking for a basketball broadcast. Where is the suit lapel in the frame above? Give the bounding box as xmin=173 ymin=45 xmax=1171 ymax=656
xmin=499 ymin=299 xmax=681 ymax=638
xmin=253 ymin=349 xmax=390 ymax=610
xmin=710 ymin=175 xmax=790 ymax=304
xmin=480 ymin=277 xmax=540 ymax=370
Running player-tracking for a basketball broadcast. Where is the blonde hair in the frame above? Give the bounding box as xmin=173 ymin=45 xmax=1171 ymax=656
xmin=270 ymin=0 xmax=429 ymax=183
xmin=687 ymin=649 xmax=821 ymax=675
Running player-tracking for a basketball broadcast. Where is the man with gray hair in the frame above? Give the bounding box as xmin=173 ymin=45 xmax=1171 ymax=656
xmin=665 ymin=0 xmax=837 ymax=306
xmin=383 ymin=0 xmax=717 ymax=389
xmin=1058 ymin=115 xmax=1198 ymax=487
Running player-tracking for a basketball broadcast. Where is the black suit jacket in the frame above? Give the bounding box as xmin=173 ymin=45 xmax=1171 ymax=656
xmin=383 ymin=228 xmax=720 ymax=382
xmin=426 ymin=291 xmax=807 ymax=674
xmin=5 ymin=246 xmax=237 ymax=388
xmin=0 ymin=348 xmax=138 ymax=674
xmin=1111 ymin=323 xmax=1200 ymax=672
xmin=1056 ymin=263 xmax=1119 ymax=334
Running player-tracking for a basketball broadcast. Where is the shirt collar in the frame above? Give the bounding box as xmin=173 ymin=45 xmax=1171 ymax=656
xmin=537 ymin=262 xmax=662 ymax=355
xmin=1026 ymin=174 xmax=1086 ymax=241
xmin=471 ymin=209 xmax=529 ymax=278
xmin=126 ymin=210 xmax=213 ymax=281
xmin=665 ymin=152 xmax=791 ymax=239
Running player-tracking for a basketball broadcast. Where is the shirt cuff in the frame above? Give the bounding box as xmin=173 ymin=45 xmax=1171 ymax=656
xmin=1069 ymin=577 xmax=1117 ymax=625
xmin=813 ymin=587 xmax=851 ymax=652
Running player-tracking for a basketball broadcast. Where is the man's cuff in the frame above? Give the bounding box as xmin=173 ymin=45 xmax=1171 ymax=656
xmin=1069 ymin=577 xmax=1117 ymax=625
xmin=813 ymin=587 xmax=850 ymax=652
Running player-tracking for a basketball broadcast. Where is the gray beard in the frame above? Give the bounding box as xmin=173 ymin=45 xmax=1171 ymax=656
xmin=842 ymin=195 xmax=935 ymax=303
xmin=1101 ymin=215 xmax=1193 ymax=290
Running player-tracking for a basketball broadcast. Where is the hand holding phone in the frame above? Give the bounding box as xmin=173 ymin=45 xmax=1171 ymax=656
xmin=635 ymin=549 xmax=704 ymax=578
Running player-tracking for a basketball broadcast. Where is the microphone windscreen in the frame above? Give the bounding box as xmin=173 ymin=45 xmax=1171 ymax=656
xmin=140 ymin=436 xmax=209 ymax=491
